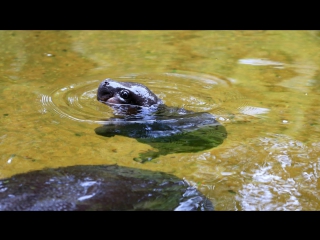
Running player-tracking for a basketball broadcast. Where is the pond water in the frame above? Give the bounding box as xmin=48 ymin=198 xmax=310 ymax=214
xmin=1 ymin=30 xmax=320 ymax=210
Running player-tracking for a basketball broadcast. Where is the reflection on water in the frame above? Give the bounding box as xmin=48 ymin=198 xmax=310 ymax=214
xmin=238 ymin=58 xmax=285 ymax=67
xmin=237 ymin=164 xmax=302 ymax=211
xmin=1 ymin=30 xmax=320 ymax=210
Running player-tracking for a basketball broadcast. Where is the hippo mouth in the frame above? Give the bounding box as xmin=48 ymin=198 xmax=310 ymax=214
xmin=97 ymin=88 xmax=117 ymax=105
xmin=98 ymin=96 xmax=134 ymax=107
xmin=98 ymin=96 xmax=118 ymax=105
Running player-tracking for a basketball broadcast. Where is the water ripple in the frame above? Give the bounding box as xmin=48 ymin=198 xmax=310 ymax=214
xmin=39 ymin=72 xmax=248 ymax=124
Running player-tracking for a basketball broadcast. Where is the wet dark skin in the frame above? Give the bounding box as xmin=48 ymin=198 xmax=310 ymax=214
xmin=0 ymin=165 xmax=213 ymax=211
xmin=96 ymin=78 xmax=227 ymax=163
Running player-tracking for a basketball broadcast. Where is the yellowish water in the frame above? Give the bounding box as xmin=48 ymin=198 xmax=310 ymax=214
xmin=1 ymin=30 xmax=320 ymax=210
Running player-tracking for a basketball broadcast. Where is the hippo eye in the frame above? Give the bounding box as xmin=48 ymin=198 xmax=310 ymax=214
xmin=120 ymin=90 xmax=130 ymax=99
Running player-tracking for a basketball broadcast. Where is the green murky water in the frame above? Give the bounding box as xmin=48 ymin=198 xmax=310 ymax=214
xmin=1 ymin=30 xmax=320 ymax=210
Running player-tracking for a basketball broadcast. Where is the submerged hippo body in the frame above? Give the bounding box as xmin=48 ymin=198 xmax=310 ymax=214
xmin=96 ymin=78 xmax=227 ymax=162
xmin=0 ymin=165 xmax=213 ymax=211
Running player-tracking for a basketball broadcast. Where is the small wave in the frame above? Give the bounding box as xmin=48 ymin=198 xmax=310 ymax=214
xmin=39 ymin=72 xmax=257 ymax=124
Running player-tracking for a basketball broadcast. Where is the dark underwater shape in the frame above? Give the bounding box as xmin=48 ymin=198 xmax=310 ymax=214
xmin=95 ymin=107 xmax=227 ymax=162
xmin=0 ymin=165 xmax=213 ymax=211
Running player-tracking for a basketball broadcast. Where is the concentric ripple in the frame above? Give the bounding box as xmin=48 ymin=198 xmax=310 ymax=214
xmin=40 ymin=80 xmax=112 ymax=124
xmin=40 ymin=72 xmax=251 ymax=124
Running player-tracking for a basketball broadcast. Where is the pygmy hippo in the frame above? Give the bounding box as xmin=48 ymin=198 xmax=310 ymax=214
xmin=96 ymin=78 xmax=227 ymax=162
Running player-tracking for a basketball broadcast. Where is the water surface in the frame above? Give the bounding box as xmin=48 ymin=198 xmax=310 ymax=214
xmin=1 ymin=30 xmax=320 ymax=210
